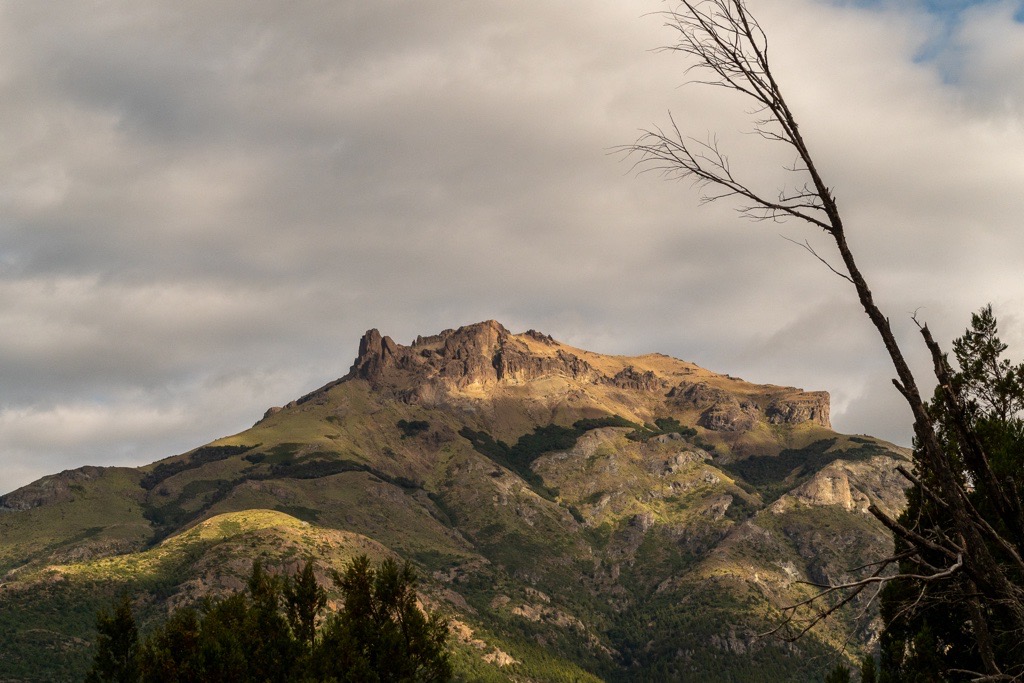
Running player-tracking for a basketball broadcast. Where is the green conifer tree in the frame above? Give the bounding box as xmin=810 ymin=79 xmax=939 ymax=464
xmin=823 ymin=663 xmax=851 ymax=683
xmin=312 ymin=555 xmax=452 ymax=682
xmin=94 ymin=555 xmax=450 ymax=682
xmin=860 ymin=654 xmax=877 ymax=683
xmin=879 ymin=305 xmax=1024 ymax=680
xmin=285 ymin=557 xmax=327 ymax=648
xmin=86 ymin=594 xmax=140 ymax=683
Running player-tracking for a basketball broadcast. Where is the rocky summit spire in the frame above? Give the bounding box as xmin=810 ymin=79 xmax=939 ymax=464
xmin=351 ymin=328 xmax=403 ymax=379
xmin=349 ymin=320 xmax=515 ymax=385
xmin=346 ymin=319 xmax=601 ymax=392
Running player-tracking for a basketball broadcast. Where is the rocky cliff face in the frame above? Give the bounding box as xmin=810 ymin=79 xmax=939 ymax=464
xmin=668 ymin=380 xmax=831 ymax=431
xmin=766 ymin=393 xmax=831 ymax=427
xmin=350 ymin=320 xmax=601 ymax=389
xmin=775 ymin=453 xmax=908 ymax=518
xmin=0 ymin=466 xmax=110 ymax=511
xmin=342 ymin=321 xmax=830 ymax=433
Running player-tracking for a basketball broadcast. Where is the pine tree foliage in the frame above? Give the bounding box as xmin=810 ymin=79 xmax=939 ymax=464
xmin=88 ymin=555 xmax=451 ymax=682
xmin=309 ymin=556 xmax=452 ymax=682
xmin=860 ymin=654 xmax=877 ymax=683
xmin=823 ymin=663 xmax=851 ymax=683
xmin=285 ymin=557 xmax=327 ymax=649
xmin=86 ymin=594 xmax=139 ymax=683
xmin=879 ymin=307 xmax=1024 ymax=681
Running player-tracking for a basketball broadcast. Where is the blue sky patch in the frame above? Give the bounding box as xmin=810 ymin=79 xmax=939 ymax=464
xmin=829 ymin=0 xmax=1022 ymax=24
xmin=828 ymin=0 xmax=1023 ymax=81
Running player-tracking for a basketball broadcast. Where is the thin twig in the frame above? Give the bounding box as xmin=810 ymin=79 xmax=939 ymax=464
xmin=780 ymin=236 xmax=854 ymax=283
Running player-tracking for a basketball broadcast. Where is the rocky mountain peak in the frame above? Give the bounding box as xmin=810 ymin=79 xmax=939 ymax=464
xmin=339 ymin=321 xmax=832 ymax=430
xmin=0 ymin=466 xmax=110 ymax=511
xmin=350 ymin=320 xmax=513 ymax=385
xmin=0 ymin=317 xmax=904 ymax=682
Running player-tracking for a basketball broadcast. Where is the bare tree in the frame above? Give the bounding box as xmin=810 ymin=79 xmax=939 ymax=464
xmin=627 ymin=1 xmax=1024 ymax=680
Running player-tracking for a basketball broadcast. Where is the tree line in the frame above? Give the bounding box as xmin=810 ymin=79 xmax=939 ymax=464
xmin=87 ymin=555 xmax=452 ymax=683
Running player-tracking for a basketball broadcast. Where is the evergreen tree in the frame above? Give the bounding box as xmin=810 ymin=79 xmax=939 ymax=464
xmin=193 ymin=594 xmax=250 ymax=681
xmin=285 ymin=557 xmax=327 ymax=649
xmin=823 ymin=663 xmax=851 ymax=683
xmin=135 ymin=563 xmax=302 ymax=682
xmin=138 ymin=607 xmax=204 ymax=683
xmin=86 ymin=594 xmax=140 ymax=683
xmin=244 ymin=561 xmax=301 ymax=682
xmin=311 ymin=555 xmax=452 ymax=682
xmin=93 ymin=555 xmax=451 ymax=682
xmin=860 ymin=654 xmax=877 ymax=683
xmin=879 ymin=306 xmax=1024 ymax=680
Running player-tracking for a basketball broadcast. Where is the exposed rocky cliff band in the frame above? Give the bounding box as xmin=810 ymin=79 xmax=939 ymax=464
xmin=343 ymin=321 xmax=602 ymax=400
xmin=341 ymin=321 xmax=831 ymax=430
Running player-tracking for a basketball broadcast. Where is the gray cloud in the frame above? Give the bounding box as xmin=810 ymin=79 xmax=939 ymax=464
xmin=2 ymin=0 xmax=1024 ymax=493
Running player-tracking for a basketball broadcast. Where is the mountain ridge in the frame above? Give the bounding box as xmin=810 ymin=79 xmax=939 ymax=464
xmin=0 ymin=320 xmax=907 ymax=682
xmin=261 ymin=320 xmax=831 ymax=449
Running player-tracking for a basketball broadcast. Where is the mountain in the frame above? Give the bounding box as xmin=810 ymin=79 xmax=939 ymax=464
xmin=0 ymin=321 xmax=909 ymax=682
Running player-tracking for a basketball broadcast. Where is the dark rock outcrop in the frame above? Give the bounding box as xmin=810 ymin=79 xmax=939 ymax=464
xmin=698 ymin=400 xmax=759 ymax=432
xmin=608 ymin=366 xmax=665 ymax=392
xmin=670 ymin=381 xmax=830 ymax=429
xmin=352 ymin=328 xmax=408 ymax=379
xmin=669 ymin=381 xmax=732 ymax=407
xmin=0 ymin=466 xmax=108 ymax=511
xmin=765 ymin=392 xmax=831 ymax=428
xmin=497 ymin=347 xmax=598 ymax=383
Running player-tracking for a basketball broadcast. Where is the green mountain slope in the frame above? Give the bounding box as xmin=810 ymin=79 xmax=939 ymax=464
xmin=0 ymin=321 xmax=909 ymax=682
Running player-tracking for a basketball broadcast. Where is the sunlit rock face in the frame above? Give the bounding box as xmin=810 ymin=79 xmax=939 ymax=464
xmin=345 ymin=321 xmax=832 ymax=435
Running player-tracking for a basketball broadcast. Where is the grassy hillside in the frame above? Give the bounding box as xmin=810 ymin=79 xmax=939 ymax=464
xmin=0 ymin=323 xmax=910 ymax=681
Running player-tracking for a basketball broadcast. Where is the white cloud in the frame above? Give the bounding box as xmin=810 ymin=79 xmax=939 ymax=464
xmin=0 ymin=366 xmax=316 ymax=485
xmin=1 ymin=0 xmax=1023 ymax=493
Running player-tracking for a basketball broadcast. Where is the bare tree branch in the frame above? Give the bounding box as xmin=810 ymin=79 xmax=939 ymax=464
xmin=780 ymin=236 xmax=854 ymax=283
xmin=628 ymin=1 xmax=1024 ymax=677
xmin=762 ymin=554 xmax=962 ymax=642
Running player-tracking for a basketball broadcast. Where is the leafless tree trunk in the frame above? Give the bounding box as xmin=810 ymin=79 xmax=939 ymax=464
xmin=625 ymin=1 xmax=1024 ymax=679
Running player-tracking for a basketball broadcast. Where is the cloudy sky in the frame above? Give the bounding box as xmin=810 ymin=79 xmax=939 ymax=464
xmin=2 ymin=0 xmax=1023 ymax=494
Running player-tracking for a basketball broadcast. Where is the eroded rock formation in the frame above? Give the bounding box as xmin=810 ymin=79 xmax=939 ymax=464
xmin=327 ymin=320 xmax=833 ymax=432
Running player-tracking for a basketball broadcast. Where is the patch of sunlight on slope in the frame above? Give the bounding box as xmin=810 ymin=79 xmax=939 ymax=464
xmin=51 ymin=509 xmax=388 ymax=582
